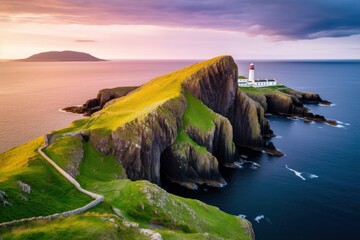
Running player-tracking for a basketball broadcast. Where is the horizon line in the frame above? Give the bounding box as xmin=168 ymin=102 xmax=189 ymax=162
xmin=1 ymin=58 xmax=360 ymax=62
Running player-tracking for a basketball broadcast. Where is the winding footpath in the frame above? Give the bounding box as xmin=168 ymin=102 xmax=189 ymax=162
xmin=0 ymin=135 xmax=104 ymax=228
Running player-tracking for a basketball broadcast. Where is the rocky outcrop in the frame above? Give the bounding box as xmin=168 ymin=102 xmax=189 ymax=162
xmin=62 ymin=86 xmax=138 ymax=116
xmin=98 ymin=87 xmax=138 ymax=108
xmin=161 ymin=112 xmax=238 ymax=189
xmin=232 ymin=91 xmax=281 ymax=156
xmin=279 ymin=88 xmax=331 ymax=105
xmin=185 ymin=115 xmax=237 ymax=167
xmin=90 ymin=96 xmax=186 ymax=185
xmin=246 ymin=89 xmax=336 ymax=125
xmin=161 ymin=138 xmax=226 ymax=190
xmin=0 ymin=190 xmax=11 ymax=207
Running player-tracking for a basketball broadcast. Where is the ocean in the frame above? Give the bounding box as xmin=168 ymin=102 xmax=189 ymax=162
xmin=0 ymin=59 xmax=359 ymax=239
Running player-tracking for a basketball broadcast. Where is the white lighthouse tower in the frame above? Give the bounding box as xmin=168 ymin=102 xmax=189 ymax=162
xmin=249 ymin=63 xmax=255 ymax=84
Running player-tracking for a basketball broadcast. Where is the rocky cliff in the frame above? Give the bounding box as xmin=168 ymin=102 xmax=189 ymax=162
xmin=90 ymin=96 xmax=186 ymax=184
xmin=56 ymin=56 xmax=280 ymax=189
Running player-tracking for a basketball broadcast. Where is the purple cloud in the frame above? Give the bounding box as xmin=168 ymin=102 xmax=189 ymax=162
xmin=1 ymin=0 xmax=360 ymax=39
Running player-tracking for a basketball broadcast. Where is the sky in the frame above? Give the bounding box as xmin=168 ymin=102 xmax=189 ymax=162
xmin=1 ymin=0 xmax=360 ymax=59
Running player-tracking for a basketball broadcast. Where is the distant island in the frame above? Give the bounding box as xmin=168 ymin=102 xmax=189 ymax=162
xmin=16 ymin=50 xmax=105 ymax=62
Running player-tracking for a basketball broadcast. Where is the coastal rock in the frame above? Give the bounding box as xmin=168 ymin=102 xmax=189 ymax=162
xmin=62 ymin=86 xmax=138 ymax=116
xmin=233 ymin=90 xmax=274 ymax=148
xmin=160 ymin=115 xmax=236 ymax=189
xmin=161 ymin=139 xmax=226 ymax=190
xmin=279 ymin=88 xmax=331 ymax=105
xmin=98 ymin=87 xmax=138 ymax=108
xmin=184 ymin=115 xmax=237 ymax=167
xmin=245 ymin=88 xmax=335 ymax=125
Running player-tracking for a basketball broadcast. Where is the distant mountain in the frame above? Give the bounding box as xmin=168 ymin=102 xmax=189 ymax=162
xmin=16 ymin=51 xmax=105 ymax=62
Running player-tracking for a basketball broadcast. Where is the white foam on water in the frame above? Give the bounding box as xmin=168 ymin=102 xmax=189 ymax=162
xmin=285 ymin=165 xmax=306 ymax=180
xmin=287 ymin=117 xmax=299 ymax=121
xmin=254 ymin=215 xmax=265 ymax=223
xmin=345 ymin=123 xmax=351 ymax=126
xmin=307 ymin=174 xmax=319 ymax=179
xmin=336 ymin=120 xmax=344 ymax=124
xmin=318 ymin=126 xmax=323 ymax=129
xmin=326 ymin=122 xmax=345 ymax=128
xmin=58 ymin=109 xmax=66 ymax=113
xmin=275 ymin=136 xmax=283 ymax=139
xmin=238 ymin=214 xmax=247 ymax=219
xmin=265 ymin=218 xmax=272 ymax=224
xmin=330 ymin=103 xmax=336 ymax=107
xmin=234 ymin=162 xmax=244 ymax=169
xmin=310 ymin=121 xmax=315 ymax=124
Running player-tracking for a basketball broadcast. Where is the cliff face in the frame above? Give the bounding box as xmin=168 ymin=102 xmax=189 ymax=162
xmin=233 ymin=91 xmax=273 ymax=148
xmin=161 ymin=107 xmax=237 ymax=189
xmin=182 ymin=56 xmax=238 ymax=119
xmin=90 ymin=96 xmax=186 ymax=184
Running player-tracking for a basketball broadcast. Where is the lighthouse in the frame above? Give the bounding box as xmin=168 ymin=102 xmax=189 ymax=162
xmin=249 ymin=63 xmax=255 ymax=84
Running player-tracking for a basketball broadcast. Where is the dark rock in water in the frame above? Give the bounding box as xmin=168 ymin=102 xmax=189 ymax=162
xmin=62 ymin=105 xmax=86 ymax=114
xmin=62 ymin=86 xmax=138 ymax=116
xmin=98 ymin=87 xmax=138 ymax=107
xmin=84 ymin=98 xmax=99 ymax=109
xmin=326 ymin=119 xmax=337 ymax=126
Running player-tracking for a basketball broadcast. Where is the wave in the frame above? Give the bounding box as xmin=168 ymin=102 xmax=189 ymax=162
xmin=238 ymin=214 xmax=247 ymax=219
xmin=286 ymin=165 xmax=306 ymax=180
xmin=254 ymin=215 xmax=264 ymax=223
xmin=307 ymin=174 xmax=319 ymax=179
xmin=275 ymin=136 xmax=283 ymax=139
xmin=286 ymin=165 xmax=319 ymax=180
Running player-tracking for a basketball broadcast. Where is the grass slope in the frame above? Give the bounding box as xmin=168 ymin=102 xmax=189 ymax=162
xmin=174 ymin=91 xmax=218 ymax=153
xmin=0 ymin=138 xmax=91 ymax=223
xmin=0 ymin=213 xmax=148 ymax=240
xmin=92 ymin=180 xmax=253 ymax=240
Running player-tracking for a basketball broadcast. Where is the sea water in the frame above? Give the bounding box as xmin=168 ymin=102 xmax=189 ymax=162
xmin=0 ymin=59 xmax=359 ymax=239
